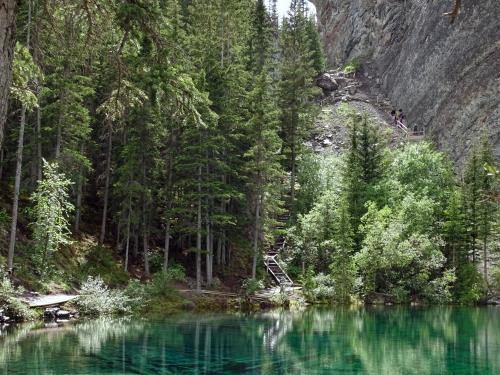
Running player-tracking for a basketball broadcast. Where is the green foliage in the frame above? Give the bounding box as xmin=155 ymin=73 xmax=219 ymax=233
xmin=330 ymin=253 xmax=356 ymax=303
xmin=124 ymin=265 xmax=186 ymax=311
xmin=240 ymin=278 xmax=264 ymax=298
xmin=423 ymin=269 xmax=457 ymax=304
xmin=343 ymin=114 xmax=387 ymax=248
xmin=269 ymin=288 xmax=290 ymax=306
xmin=343 ymin=58 xmax=362 ymax=75
xmin=0 ymin=268 xmax=33 ymax=321
xmin=10 ymin=42 xmax=41 ymax=109
xmin=492 ymin=265 xmax=500 ymax=292
xmin=279 ymin=0 xmax=321 ymax=208
xmin=299 ymin=267 xmax=316 ymax=301
xmin=79 ymin=246 xmax=130 ymax=287
xmin=295 ymin=153 xmax=342 ymax=215
xmin=146 ymin=265 xmax=186 ymax=299
xmin=0 ymin=209 xmax=9 ymax=247
xmin=454 ymin=263 xmax=486 ymax=304
xmin=311 ymin=273 xmax=336 ymax=302
xmin=387 ymin=142 xmax=454 ymax=211
xmin=77 ymin=276 xmax=133 ymax=316
xmin=336 ymin=102 xmax=357 ymax=117
xmin=306 ymin=15 xmax=326 ymax=74
xmin=355 ymin=199 xmax=446 ymax=301
xmin=29 ymin=160 xmax=74 ymax=277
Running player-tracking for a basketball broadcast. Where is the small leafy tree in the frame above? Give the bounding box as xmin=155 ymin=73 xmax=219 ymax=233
xmin=30 ymin=160 xmax=74 ymax=275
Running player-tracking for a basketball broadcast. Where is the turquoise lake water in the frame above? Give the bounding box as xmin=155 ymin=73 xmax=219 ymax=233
xmin=0 ymin=306 xmax=499 ymax=374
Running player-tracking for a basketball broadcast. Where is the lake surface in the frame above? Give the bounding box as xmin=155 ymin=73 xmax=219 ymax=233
xmin=0 ymin=306 xmax=499 ymax=374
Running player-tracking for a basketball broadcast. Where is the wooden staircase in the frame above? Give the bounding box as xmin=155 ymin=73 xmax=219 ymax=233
xmin=265 ymin=212 xmax=293 ymax=287
xmin=395 ymin=120 xmax=425 ymax=142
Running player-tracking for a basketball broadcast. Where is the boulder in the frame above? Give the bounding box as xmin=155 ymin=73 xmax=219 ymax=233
xmin=56 ymin=310 xmax=71 ymax=320
xmin=347 ymin=85 xmax=357 ymax=95
xmin=316 ymin=73 xmax=338 ymax=93
xmin=0 ymin=310 xmax=9 ymax=324
xmin=44 ymin=307 xmax=59 ymax=321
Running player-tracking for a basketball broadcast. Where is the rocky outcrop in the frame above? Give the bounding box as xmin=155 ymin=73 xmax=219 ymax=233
xmin=311 ymin=0 xmax=500 ymax=164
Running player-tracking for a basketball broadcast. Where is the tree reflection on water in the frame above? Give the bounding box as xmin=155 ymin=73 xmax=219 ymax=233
xmin=0 ymin=307 xmax=499 ymax=374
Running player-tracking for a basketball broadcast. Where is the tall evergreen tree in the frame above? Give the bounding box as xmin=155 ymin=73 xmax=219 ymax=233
xmin=343 ymin=114 xmax=386 ymax=250
xmin=279 ymin=0 xmax=319 ymax=211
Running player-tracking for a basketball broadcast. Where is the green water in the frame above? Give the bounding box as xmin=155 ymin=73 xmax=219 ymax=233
xmin=0 ymin=307 xmax=499 ymax=374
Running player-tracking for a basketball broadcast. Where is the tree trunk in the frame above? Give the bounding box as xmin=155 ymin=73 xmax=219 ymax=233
xmin=7 ymin=2 xmax=30 ymax=273
xmin=74 ymin=143 xmax=84 ymax=234
xmin=7 ymin=106 xmax=26 ymax=272
xmin=0 ymin=147 xmax=4 ymax=181
xmin=0 ymin=0 xmax=19 ymax=151
xmin=216 ymin=232 xmax=222 ymax=266
xmin=143 ymin=226 xmax=150 ymax=277
xmin=221 ymin=230 xmax=226 ymax=266
xmin=133 ymin=229 xmax=139 ymax=258
xmin=483 ymin=236 xmax=488 ymax=284
xmin=164 ymin=219 xmax=171 ymax=271
xmin=55 ymin=117 xmax=62 ymax=159
xmin=205 ymin=157 xmax=212 ymax=285
xmin=115 ymin=220 xmax=121 ymax=252
xmin=35 ymin=104 xmax=42 ymax=181
xmin=163 ymin=145 xmax=173 ymax=271
xmin=290 ymin=124 xmax=296 ymax=205
xmin=74 ymin=173 xmax=82 ymax=234
xmin=142 ymin=160 xmax=150 ymax=278
xmin=206 ymin=206 xmax=212 ymax=286
xmin=99 ymin=121 xmax=112 ymax=245
xmin=124 ymin=195 xmax=131 ymax=272
xmin=251 ymin=195 xmax=261 ymax=279
xmin=196 ymin=165 xmax=202 ymax=292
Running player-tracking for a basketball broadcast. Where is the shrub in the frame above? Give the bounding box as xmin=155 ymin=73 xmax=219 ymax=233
xmin=0 ymin=268 xmax=33 ymax=320
xmin=312 ymin=273 xmax=336 ymax=301
xmin=343 ymin=58 xmax=361 ymax=74
xmin=492 ymin=265 xmax=500 ymax=293
xmin=80 ymin=246 xmax=130 ymax=287
xmin=240 ymin=278 xmax=264 ymax=298
xmin=424 ymin=269 xmax=456 ymax=304
xmin=299 ymin=267 xmax=317 ymax=301
xmin=209 ymin=277 xmax=222 ymax=290
xmin=124 ymin=279 xmax=148 ymax=310
xmin=146 ymin=264 xmax=186 ymax=298
xmin=270 ymin=288 xmax=290 ymax=307
xmin=454 ymin=263 xmax=487 ymax=304
xmin=77 ymin=276 xmax=133 ymax=316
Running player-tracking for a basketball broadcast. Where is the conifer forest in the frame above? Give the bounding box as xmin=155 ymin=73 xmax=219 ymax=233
xmin=0 ymin=0 xmax=499 ymax=321
xmin=0 ymin=0 xmax=500 ymax=374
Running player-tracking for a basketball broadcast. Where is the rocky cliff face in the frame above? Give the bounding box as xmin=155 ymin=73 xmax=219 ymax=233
xmin=311 ymin=0 xmax=500 ymax=164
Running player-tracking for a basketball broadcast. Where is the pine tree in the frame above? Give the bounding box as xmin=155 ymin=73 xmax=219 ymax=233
xmin=305 ymin=15 xmax=326 ymax=75
xmin=342 ymin=114 xmax=386 ymax=250
xmin=279 ymin=0 xmax=320 ymax=210
xmin=443 ymin=189 xmax=467 ymax=268
xmin=6 ymin=41 xmax=41 ymax=273
xmin=476 ymin=134 xmax=497 ymax=282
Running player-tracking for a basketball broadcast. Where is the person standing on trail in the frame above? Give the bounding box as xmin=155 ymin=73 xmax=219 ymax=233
xmin=400 ymin=111 xmax=406 ymax=124
xmin=391 ymin=110 xmax=397 ymax=124
xmin=396 ymin=109 xmax=402 ymax=121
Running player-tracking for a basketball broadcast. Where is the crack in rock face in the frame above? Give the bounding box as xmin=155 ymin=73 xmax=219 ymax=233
xmin=312 ymin=0 xmax=500 ymax=165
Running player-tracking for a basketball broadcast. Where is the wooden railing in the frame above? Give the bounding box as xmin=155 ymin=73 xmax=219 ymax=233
xmin=264 ymin=212 xmax=293 ymax=287
xmin=395 ymin=120 xmax=425 ymax=141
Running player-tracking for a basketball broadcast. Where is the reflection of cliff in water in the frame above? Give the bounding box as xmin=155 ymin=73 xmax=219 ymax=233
xmin=0 ymin=307 xmax=499 ymax=374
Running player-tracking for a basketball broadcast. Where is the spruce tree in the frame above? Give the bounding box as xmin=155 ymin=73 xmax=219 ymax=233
xmin=343 ymin=114 xmax=386 ymax=250
xmin=279 ymin=0 xmax=320 ymax=210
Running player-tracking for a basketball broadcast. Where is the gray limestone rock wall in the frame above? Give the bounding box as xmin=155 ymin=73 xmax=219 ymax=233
xmin=311 ymin=0 xmax=500 ymax=164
